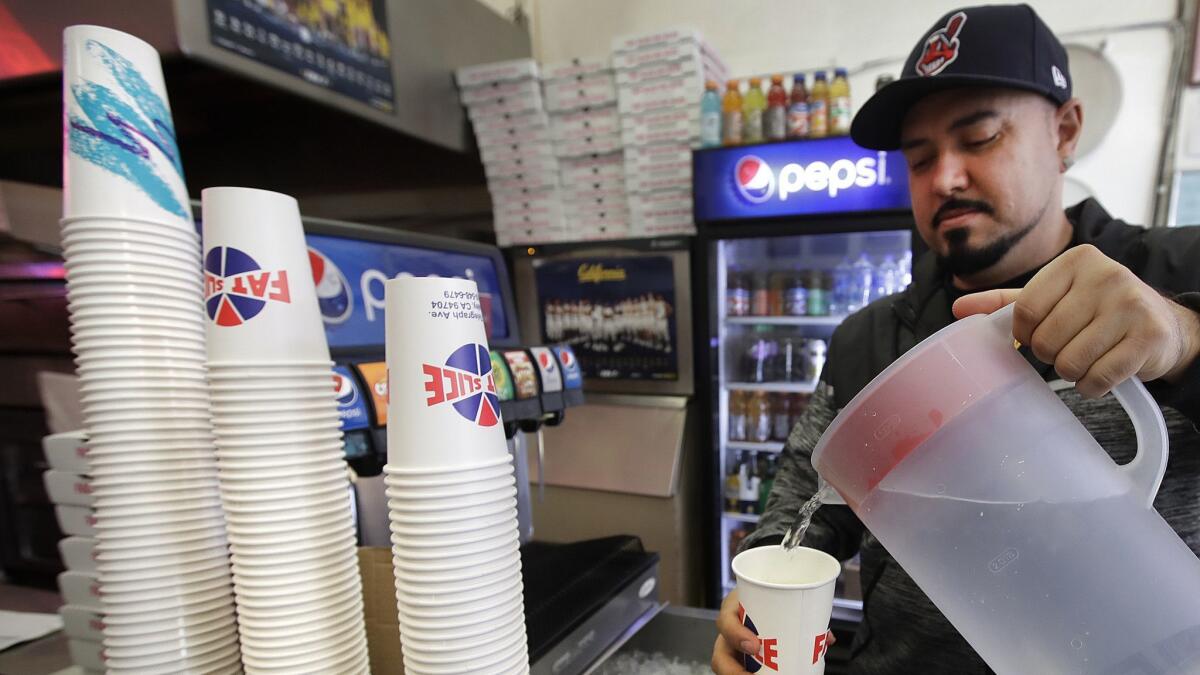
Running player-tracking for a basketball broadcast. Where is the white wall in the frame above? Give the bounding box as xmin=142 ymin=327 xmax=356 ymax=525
xmin=513 ymin=0 xmax=1182 ymax=225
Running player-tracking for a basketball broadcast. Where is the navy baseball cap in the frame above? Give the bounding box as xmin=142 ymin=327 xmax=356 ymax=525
xmin=851 ymin=4 xmax=1072 ymax=150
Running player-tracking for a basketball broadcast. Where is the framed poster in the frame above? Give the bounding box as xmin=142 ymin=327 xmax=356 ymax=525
xmin=534 ymin=256 xmax=678 ymax=381
xmin=206 ymin=0 xmax=395 ymax=112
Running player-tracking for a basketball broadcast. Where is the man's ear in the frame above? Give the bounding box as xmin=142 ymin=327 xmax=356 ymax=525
xmin=1055 ymin=98 xmax=1084 ymax=172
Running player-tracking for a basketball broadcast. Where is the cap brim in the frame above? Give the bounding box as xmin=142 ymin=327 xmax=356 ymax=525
xmin=850 ymin=74 xmax=1059 ymax=150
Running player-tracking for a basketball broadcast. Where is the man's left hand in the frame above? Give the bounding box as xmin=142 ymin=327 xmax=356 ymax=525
xmin=952 ymin=244 xmax=1200 ymax=398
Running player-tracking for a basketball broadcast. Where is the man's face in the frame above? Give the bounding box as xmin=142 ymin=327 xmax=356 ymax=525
xmin=900 ymin=88 xmax=1064 ymax=277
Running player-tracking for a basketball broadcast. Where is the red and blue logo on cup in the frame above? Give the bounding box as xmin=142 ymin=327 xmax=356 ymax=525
xmin=308 ymin=247 xmax=353 ymax=325
xmin=734 ymin=155 xmax=776 ymax=204
xmin=204 ymin=247 xmax=291 ymax=327
xmin=422 ymin=343 xmax=501 ymax=427
xmin=738 ymin=604 xmax=779 ymax=672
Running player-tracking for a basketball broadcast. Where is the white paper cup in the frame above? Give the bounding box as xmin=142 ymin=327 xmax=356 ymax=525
xmin=383 ymin=459 xmax=514 ymax=487
xmin=201 ymin=187 xmax=329 ymax=363
xmin=100 ymin=564 xmax=230 ymax=594
xmin=391 ymin=518 xmax=518 ymax=550
xmin=232 ymin=559 xmax=358 ymax=593
xmin=221 ymin=486 xmax=348 ymax=514
xmin=403 ymin=635 xmax=525 ymax=670
xmin=236 ymin=602 xmax=362 ymax=631
xmin=223 ymin=499 xmax=350 ymax=527
xmin=92 ymin=486 xmax=221 ymax=509
xmin=92 ymin=514 xmax=225 ymax=541
xmin=61 ymin=215 xmax=198 ymax=241
xmin=385 ymin=276 xmax=506 ymax=469
xmin=397 ymin=577 xmax=522 ymax=617
xmin=97 ymin=555 xmax=230 ymax=585
xmin=100 ymin=604 xmax=230 ymax=638
xmin=70 ymin=306 xmax=205 ymax=327
xmin=394 ymin=600 xmax=521 ymax=644
xmin=67 ymin=272 xmax=202 ymax=296
xmin=213 ymin=443 xmax=344 ymax=462
xmin=209 ymin=396 xmax=336 ymax=413
xmin=232 ymin=575 xmax=360 ymax=613
xmin=61 ymin=18 xmax=191 ymax=232
xmin=103 ymin=623 xmax=239 ymax=661
xmin=216 ymin=459 xmax=347 ymax=483
xmin=72 ymin=319 xmax=204 ymax=338
xmin=94 ymin=531 xmax=227 ymax=559
xmin=390 ymin=541 xmax=520 ymax=579
xmin=206 ymin=364 xmax=334 ymax=378
xmin=390 ymin=507 xmax=518 ymax=538
xmin=227 ymin=528 xmax=355 ymax=557
xmin=228 ymin=539 xmax=355 ymax=569
xmin=397 ymin=596 xmax=522 ymax=632
xmin=63 ymin=239 xmax=199 ymax=265
xmin=387 ymin=485 xmax=517 ymax=513
xmin=217 ymin=476 xmax=348 ymax=502
xmin=101 ymin=613 xmax=232 ymax=648
xmin=731 ymin=545 xmax=841 ymax=675
xmin=215 ymin=450 xmax=343 ymax=472
xmin=389 ymin=497 xmax=518 ymax=526
xmin=238 ymin=615 xmax=362 ymax=653
xmin=212 ymin=410 xmax=340 ymax=429
xmin=384 ymin=474 xmax=514 ymax=500
xmin=240 ymin=635 xmax=365 ymax=672
xmin=207 ymin=377 xmax=336 ymax=392
xmin=102 ymin=573 xmax=233 ymax=607
xmin=392 ymin=529 xmax=518 ymax=561
xmin=86 ymin=445 xmax=216 ymax=462
xmin=222 ymin=511 xmax=352 ymax=538
xmin=396 ymin=566 xmax=520 ymax=602
xmin=102 ymin=639 xmax=240 ymax=672
xmin=400 ymin=610 xmax=524 ymax=653
xmin=207 ymin=430 xmax=343 ymax=449
xmin=62 ymin=223 xmax=198 ymax=252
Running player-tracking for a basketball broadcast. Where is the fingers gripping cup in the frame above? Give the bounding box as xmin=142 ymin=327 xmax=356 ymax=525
xmin=200 ymin=187 xmax=330 ymax=364
xmin=732 ymin=546 xmax=841 ymax=675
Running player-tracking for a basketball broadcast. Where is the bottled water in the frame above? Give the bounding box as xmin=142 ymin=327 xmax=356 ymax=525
xmin=873 ymin=254 xmax=899 ymax=301
xmin=830 ymin=258 xmax=853 ymax=315
xmin=849 ymin=253 xmax=873 ymax=312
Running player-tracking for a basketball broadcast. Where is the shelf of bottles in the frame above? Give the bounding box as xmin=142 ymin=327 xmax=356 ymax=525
xmin=716 ymin=229 xmax=912 ymax=592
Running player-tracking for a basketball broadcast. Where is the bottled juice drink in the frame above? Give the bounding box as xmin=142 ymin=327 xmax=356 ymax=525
xmin=742 ymin=77 xmax=766 ymax=144
xmin=700 ymin=80 xmax=722 ymax=148
xmin=787 ymin=73 xmax=809 ymax=138
xmin=722 ymin=80 xmax=743 ymax=146
xmin=830 ymin=68 xmax=852 ymax=135
xmin=765 ymin=75 xmax=787 ymax=141
xmin=809 ymin=71 xmax=830 ymax=138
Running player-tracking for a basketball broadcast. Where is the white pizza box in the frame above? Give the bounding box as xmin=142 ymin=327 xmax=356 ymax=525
xmin=559 ymin=151 xmax=626 ymax=184
xmin=475 ymin=120 xmax=554 ymax=147
xmin=554 ymin=131 xmax=623 ymax=158
xmin=479 ymin=139 xmax=555 ymax=165
xmin=544 ymin=73 xmax=617 ymax=112
xmin=617 ymin=73 xmax=706 ymax=115
xmin=484 ymin=154 xmax=562 ymax=181
xmin=550 ymin=105 xmax=621 ymax=141
xmin=456 ymin=58 xmax=539 ymax=87
xmin=621 ymin=105 xmax=701 ymax=147
xmin=541 ymin=56 xmax=611 ymax=81
xmin=471 ymin=108 xmax=550 ymax=135
xmin=488 ymin=167 xmax=560 ymax=192
xmin=460 ymin=78 xmax=542 ymax=106
xmin=468 ymin=89 xmax=546 ymax=121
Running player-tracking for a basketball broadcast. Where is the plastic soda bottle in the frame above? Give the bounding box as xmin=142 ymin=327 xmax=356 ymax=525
xmin=809 ymin=71 xmax=830 ymax=138
xmin=830 ymin=68 xmax=852 ymax=135
xmin=700 ymin=80 xmax=722 ymax=148
xmin=742 ymin=77 xmax=766 ymax=144
xmin=765 ymin=75 xmax=787 ymax=141
xmin=722 ymin=80 xmax=743 ymax=146
xmin=787 ymin=73 xmax=809 ymax=138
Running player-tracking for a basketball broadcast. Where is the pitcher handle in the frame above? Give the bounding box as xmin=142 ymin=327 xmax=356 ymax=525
xmin=989 ymin=303 xmax=1169 ymax=508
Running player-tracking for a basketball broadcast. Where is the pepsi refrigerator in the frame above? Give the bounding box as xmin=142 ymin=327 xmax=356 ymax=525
xmin=692 ymin=137 xmax=920 ymax=621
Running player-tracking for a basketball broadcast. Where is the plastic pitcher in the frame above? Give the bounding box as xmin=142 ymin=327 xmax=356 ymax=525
xmin=812 ymin=304 xmax=1200 ymax=675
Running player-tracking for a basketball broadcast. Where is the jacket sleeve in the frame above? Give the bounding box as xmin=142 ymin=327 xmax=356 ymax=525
xmin=1135 ymin=226 xmax=1200 ymax=425
xmin=737 ymin=380 xmax=865 ymax=562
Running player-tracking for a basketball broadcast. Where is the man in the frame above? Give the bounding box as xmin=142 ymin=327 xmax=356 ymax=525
xmin=713 ymin=5 xmax=1200 ymax=674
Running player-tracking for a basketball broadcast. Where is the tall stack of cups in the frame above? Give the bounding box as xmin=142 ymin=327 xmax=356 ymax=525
xmin=202 ymin=187 xmax=370 ymax=673
xmin=62 ymin=25 xmax=243 ymax=673
xmin=385 ymin=277 xmax=530 ymax=674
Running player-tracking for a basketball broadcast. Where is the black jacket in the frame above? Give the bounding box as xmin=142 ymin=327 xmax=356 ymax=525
xmin=741 ymin=200 xmax=1200 ymax=674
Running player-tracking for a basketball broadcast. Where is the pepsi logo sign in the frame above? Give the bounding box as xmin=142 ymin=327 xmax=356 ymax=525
xmin=556 ymin=348 xmax=575 ymax=369
xmin=204 ymin=247 xmax=291 ymax=327
xmin=733 ymin=153 xmax=891 ymax=203
xmin=734 ymin=155 xmax=776 ymax=204
xmin=308 ymin=247 xmax=353 ymax=325
xmin=422 ymin=343 xmax=501 ymax=427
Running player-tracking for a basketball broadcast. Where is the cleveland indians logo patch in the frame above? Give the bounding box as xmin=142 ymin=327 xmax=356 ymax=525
xmin=916 ymin=11 xmax=967 ymax=77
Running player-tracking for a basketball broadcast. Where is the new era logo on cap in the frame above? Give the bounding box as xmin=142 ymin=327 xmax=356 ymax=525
xmin=1052 ymin=65 xmax=1068 ymax=89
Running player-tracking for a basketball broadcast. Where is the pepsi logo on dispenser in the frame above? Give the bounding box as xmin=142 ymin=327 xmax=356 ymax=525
xmin=332 ymin=365 xmax=370 ymax=431
xmin=308 ymin=247 xmax=352 ymax=324
xmin=334 ymin=372 xmax=358 ymax=407
xmin=552 ymin=345 xmax=583 ymax=389
xmin=204 ymin=246 xmax=290 ymax=326
xmin=422 ymin=343 xmax=501 ymax=427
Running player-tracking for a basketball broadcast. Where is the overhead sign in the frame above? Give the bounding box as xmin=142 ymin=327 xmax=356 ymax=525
xmin=692 ymin=136 xmax=912 ymax=222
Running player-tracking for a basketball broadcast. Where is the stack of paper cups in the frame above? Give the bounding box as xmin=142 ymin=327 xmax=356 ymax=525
xmin=385 ymin=276 xmax=529 ymax=674
xmin=62 ymin=25 xmax=242 ymax=674
xmin=202 ymin=187 xmax=369 ymax=673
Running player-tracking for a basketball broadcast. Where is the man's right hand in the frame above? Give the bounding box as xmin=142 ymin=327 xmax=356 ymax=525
xmin=711 ymin=588 xmax=760 ymax=674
